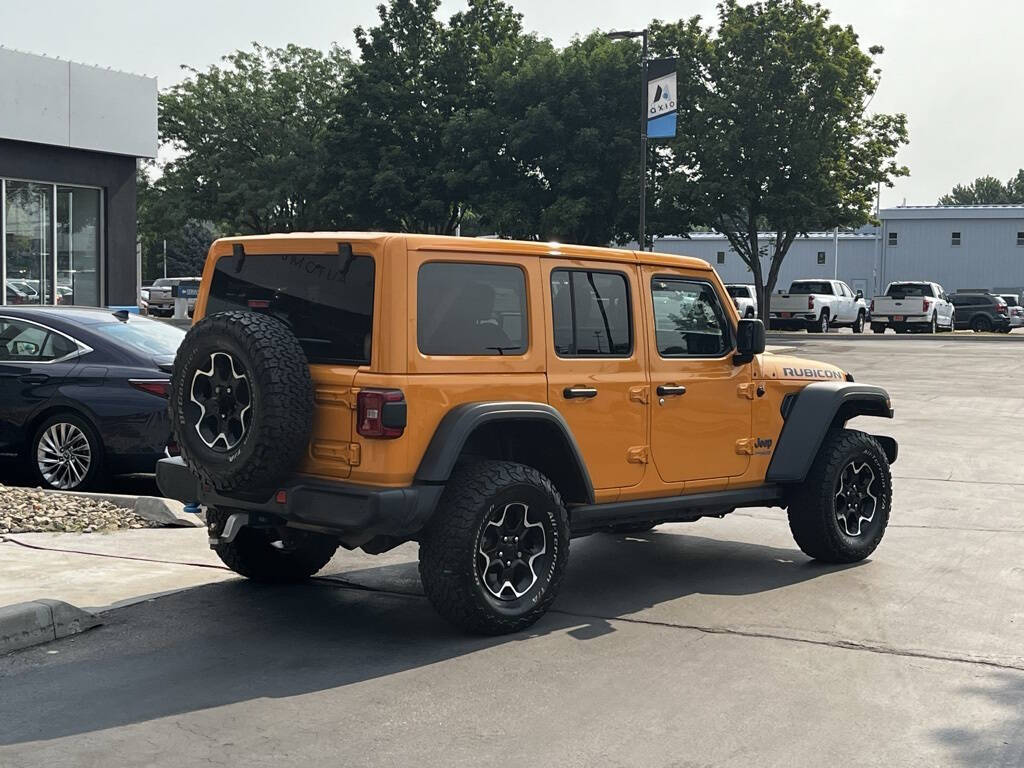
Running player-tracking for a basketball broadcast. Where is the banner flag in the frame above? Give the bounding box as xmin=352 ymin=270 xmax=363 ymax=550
xmin=646 ymin=58 xmax=677 ymax=139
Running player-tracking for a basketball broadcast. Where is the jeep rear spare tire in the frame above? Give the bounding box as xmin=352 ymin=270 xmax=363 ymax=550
xmin=170 ymin=310 xmax=314 ymax=492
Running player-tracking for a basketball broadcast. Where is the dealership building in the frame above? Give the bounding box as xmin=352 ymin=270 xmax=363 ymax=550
xmin=655 ymin=205 xmax=1024 ymax=299
xmin=0 ymin=48 xmax=156 ymax=307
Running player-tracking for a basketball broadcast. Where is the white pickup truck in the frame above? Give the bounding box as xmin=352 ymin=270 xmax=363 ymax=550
xmin=726 ymin=284 xmax=757 ymax=317
xmin=869 ymin=281 xmax=954 ymax=334
xmin=769 ymin=279 xmax=868 ymax=333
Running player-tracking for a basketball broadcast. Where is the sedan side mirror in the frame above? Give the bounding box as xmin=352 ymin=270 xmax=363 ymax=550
xmin=734 ymin=318 xmax=766 ymax=364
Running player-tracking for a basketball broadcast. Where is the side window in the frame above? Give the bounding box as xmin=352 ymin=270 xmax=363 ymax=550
xmin=650 ymin=278 xmax=731 ymax=358
xmin=417 ymin=262 xmax=527 ymax=356
xmin=0 ymin=320 xmax=71 ymax=362
xmin=551 ymin=269 xmax=632 ymax=357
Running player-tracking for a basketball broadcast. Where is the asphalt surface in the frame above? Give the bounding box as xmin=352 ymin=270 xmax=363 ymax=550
xmin=2 ymin=333 xmax=1023 ymax=767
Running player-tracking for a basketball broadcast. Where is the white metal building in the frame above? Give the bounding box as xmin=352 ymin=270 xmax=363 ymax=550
xmin=652 ymin=205 xmax=1024 ymax=299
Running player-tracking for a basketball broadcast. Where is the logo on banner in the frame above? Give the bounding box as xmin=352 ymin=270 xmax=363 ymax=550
xmin=648 ymin=75 xmax=676 ymax=117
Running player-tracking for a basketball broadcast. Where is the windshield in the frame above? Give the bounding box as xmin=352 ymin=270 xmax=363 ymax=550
xmin=886 ymin=283 xmax=930 ymax=297
xmin=92 ymin=317 xmax=185 ymax=356
xmin=726 ymin=286 xmax=751 ymax=299
xmin=789 ymin=281 xmax=833 ymax=295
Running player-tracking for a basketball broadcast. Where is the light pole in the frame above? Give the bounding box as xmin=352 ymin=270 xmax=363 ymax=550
xmin=606 ymin=28 xmax=649 ymax=251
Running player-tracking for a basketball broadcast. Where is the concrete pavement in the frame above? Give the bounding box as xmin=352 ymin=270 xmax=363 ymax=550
xmin=1 ymin=334 xmax=1022 ymax=766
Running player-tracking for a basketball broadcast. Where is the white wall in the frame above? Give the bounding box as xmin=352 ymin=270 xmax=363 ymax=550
xmin=0 ymin=48 xmax=156 ymax=158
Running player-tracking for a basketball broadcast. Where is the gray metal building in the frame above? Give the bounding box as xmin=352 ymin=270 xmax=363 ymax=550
xmin=0 ymin=48 xmax=157 ymax=307
xmin=652 ymin=205 xmax=1024 ymax=299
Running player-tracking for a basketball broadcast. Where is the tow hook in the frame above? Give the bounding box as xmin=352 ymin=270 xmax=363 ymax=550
xmin=209 ymin=512 xmax=249 ymax=547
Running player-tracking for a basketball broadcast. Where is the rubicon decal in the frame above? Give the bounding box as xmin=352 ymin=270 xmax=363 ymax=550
xmin=782 ymin=367 xmax=844 ymax=380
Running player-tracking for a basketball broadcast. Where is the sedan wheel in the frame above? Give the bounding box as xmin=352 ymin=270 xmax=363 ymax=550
xmin=32 ymin=415 xmax=101 ymax=491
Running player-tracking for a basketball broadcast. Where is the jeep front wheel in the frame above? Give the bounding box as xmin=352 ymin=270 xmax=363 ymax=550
xmin=418 ymin=461 xmax=569 ymax=635
xmin=207 ymin=507 xmax=338 ymax=582
xmin=786 ymin=429 xmax=891 ymax=563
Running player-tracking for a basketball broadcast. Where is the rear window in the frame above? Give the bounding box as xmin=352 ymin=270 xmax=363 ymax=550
xmin=207 ymin=252 xmax=375 ymax=365
xmin=726 ymin=286 xmax=751 ymax=299
xmin=789 ymin=281 xmax=833 ymax=295
xmin=417 ymin=262 xmax=527 ymax=356
xmin=92 ymin=317 xmax=185 ymax=356
xmin=886 ymin=283 xmax=930 ymax=297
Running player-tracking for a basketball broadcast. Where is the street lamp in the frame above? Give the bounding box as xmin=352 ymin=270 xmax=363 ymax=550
xmin=606 ymin=28 xmax=649 ymax=251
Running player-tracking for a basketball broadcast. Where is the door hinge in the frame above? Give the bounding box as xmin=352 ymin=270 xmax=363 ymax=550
xmin=312 ymin=440 xmax=361 ymax=466
xmin=629 ymin=386 xmax=649 ymax=405
xmin=627 ymin=445 xmax=649 ymax=464
xmin=737 ymin=383 xmax=756 ymax=400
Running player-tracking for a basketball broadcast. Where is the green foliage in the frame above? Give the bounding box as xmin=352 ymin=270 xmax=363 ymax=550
xmin=939 ymin=170 xmax=1024 ymax=205
xmin=655 ymin=0 xmax=908 ymax=316
xmin=159 ymin=43 xmax=351 ymax=234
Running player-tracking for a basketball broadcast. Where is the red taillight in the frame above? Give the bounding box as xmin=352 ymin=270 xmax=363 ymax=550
xmin=922 ymin=298 xmax=931 ymax=313
xmin=870 ymin=299 xmax=875 ymax=313
xmin=997 ymin=302 xmax=1008 ymax=315
xmin=807 ymin=296 xmax=815 ymax=310
xmin=130 ymin=379 xmax=170 ymax=398
xmin=356 ymin=389 xmax=406 ymax=439
xmin=247 ymin=299 xmax=271 ymax=309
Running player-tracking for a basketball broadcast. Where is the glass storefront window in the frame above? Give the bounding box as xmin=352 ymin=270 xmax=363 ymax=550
xmin=4 ymin=181 xmax=54 ymax=305
xmin=57 ymin=186 xmax=101 ymax=306
xmin=3 ymin=180 xmax=102 ymax=307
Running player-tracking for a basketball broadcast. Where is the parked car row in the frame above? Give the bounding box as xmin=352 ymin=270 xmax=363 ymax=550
xmin=0 ymin=307 xmax=183 ymax=491
xmin=6 ymin=279 xmax=74 ymax=305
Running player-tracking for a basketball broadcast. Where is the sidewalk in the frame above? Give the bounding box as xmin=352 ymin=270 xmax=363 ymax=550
xmin=0 ymin=529 xmax=236 ymax=612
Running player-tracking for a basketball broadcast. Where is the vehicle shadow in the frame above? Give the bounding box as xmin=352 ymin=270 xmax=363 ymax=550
xmin=0 ymin=529 xmax=855 ymax=746
xmin=931 ymin=671 xmax=1024 ymax=766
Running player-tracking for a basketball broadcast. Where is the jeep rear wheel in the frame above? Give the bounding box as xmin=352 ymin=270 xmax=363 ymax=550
xmin=418 ymin=461 xmax=569 ymax=635
xmin=170 ymin=311 xmax=314 ymax=492
xmin=787 ymin=429 xmax=891 ymax=563
xmin=207 ymin=507 xmax=338 ymax=582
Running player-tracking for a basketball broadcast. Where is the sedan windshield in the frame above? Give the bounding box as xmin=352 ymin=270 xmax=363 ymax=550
xmin=91 ymin=317 xmax=185 ymax=356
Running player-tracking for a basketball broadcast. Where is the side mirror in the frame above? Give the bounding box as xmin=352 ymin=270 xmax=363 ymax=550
xmin=855 ymin=290 xmax=864 ymax=300
xmin=734 ymin=318 xmax=766 ymax=364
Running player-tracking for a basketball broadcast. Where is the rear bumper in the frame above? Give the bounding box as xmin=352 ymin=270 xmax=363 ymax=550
xmin=156 ymin=457 xmax=442 ymax=544
xmin=871 ymin=315 xmax=930 ymax=325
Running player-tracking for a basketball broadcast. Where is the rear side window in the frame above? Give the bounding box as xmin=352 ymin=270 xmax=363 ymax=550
xmin=417 ymin=262 xmax=527 ymax=356
xmin=207 ymin=252 xmax=375 ymax=365
xmin=650 ymin=278 xmax=731 ymax=357
xmin=551 ymin=269 xmax=632 ymax=357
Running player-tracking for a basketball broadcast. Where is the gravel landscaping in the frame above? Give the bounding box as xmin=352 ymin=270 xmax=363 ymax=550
xmin=0 ymin=484 xmax=157 ymax=534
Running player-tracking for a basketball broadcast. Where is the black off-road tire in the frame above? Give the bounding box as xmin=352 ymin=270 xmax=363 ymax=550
xmin=170 ymin=310 xmax=313 ymax=492
xmin=787 ymin=429 xmax=891 ymax=563
xmin=207 ymin=507 xmax=338 ymax=582
xmin=418 ymin=461 xmax=570 ymax=635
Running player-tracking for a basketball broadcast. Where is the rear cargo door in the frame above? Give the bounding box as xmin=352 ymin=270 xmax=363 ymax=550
xmin=204 ymin=246 xmax=378 ymax=479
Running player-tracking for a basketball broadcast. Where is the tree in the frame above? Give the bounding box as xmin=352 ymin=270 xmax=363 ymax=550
xmin=138 ymin=164 xmax=220 ymax=280
xmin=158 ymin=43 xmax=351 ymax=234
xmin=655 ymin=0 xmax=909 ymax=318
xmin=938 ymin=170 xmax=1024 ymax=205
xmin=319 ymin=0 xmax=530 ymax=234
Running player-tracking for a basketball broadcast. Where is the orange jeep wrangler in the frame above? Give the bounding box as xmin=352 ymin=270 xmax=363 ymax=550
xmin=158 ymin=233 xmax=897 ymax=634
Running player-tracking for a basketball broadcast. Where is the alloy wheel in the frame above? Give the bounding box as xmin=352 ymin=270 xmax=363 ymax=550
xmin=476 ymin=502 xmax=548 ymax=600
xmin=37 ymin=422 xmax=92 ymax=490
xmin=190 ymin=351 xmax=252 ymax=451
xmin=834 ymin=460 xmax=878 ymax=537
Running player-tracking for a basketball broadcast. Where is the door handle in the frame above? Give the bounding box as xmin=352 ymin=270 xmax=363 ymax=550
xmin=19 ymin=374 xmax=49 ymax=384
xmin=656 ymin=384 xmax=687 ymax=397
xmin=563 ymin=386 xmax=598 ymax=399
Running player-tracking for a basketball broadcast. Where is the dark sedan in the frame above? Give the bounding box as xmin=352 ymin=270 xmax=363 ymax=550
xmin=0 ymin=307 xmax=184 ymax=490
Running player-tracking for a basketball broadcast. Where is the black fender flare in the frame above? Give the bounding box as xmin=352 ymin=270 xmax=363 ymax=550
xmin=766 ymin=382 xmax=896 ymax=483
xmin=414 ymin=402 xmax=595 ymax=504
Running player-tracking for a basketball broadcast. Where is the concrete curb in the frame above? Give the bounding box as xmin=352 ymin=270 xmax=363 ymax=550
xmin=0 ymin=599 xmax=101 ymax=653
xmin=48 ymin=490 xmax=204 ymax=528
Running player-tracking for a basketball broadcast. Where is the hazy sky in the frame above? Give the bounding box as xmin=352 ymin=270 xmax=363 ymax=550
xmin=2 ymin=0 xmax=1021 ymax=208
